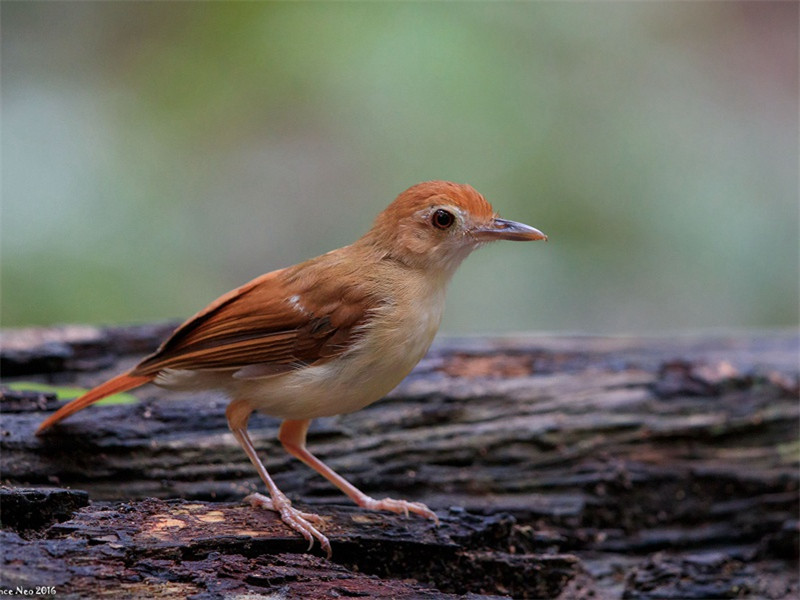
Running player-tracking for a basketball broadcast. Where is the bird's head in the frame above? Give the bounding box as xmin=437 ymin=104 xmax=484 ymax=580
xmin=362 ymin=181 xmax=546 ymax=274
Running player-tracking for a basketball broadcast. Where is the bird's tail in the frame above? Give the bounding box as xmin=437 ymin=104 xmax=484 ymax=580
xmin=36 ymin=372 xmax=153 ymax=434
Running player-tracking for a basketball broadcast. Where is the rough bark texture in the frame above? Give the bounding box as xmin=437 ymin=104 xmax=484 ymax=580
xmin=1 ymin=323 xmax=798 ymax=599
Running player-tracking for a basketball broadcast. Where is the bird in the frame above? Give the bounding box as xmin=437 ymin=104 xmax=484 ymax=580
xmin=36 ymin=180 xmax=547 ymax=557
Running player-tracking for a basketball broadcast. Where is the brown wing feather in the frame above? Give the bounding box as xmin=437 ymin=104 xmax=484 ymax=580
xmin=132 ymin=253 xmax=379 ymax=377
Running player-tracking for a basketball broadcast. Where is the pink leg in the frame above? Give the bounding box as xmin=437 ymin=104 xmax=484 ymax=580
xmin=226 ymin=401 xmax=331 ymax=557
xmin=279 ymin=419 xmax=439 ymax=524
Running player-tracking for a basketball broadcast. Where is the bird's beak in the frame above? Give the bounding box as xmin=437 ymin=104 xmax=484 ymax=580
xmin=472 ymin=218 xmax=548 ymax=242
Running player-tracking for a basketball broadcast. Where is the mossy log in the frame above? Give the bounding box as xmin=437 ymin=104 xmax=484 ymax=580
xmin=1 ymin=324 xmax=798 ymax=598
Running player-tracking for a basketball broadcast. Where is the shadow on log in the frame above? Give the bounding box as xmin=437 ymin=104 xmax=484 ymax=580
xmin=1 ymin=324 xmax=798 ymax=598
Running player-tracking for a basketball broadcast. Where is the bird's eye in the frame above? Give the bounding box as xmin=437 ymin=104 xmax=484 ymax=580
xmin=431 ymin=209 xmax=455 ymax=230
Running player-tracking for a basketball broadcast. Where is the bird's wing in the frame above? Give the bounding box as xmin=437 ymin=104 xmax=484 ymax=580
xmin=131 ymin=261 xmax=378 ymax=377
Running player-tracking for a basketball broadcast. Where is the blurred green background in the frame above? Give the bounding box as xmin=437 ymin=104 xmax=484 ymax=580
xmin=2 ymin=2 xmax=797 ymax=334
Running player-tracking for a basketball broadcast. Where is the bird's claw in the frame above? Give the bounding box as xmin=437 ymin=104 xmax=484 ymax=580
xmin=245 ymin=492 xmax=332 ymax=557
xmin=245 ymin=493 xmax=327 ymax=525
xmin=360 ymin=496 xmax=440 ymax=525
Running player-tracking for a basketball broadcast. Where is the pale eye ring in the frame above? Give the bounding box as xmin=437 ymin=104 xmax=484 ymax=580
xmin=431 ymin=209 xmax=455 ymax=230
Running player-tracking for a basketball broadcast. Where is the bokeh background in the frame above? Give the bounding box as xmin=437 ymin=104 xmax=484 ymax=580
xmin=2 ymin=2 xmax=797 ymax=335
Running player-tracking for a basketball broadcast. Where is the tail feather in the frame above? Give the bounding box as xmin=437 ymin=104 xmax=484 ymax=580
xmin=36 ymin=372 xmax=153 ymax=434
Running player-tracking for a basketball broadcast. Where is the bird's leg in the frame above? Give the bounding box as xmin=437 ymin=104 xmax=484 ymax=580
xmin=226 ymin=401 xmax=331 ymax=557
xmin=279 ymin=419 xmax=439 ymax=524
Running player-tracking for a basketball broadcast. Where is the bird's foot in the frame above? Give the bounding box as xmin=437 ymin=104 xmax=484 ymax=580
xmin=245 ymin=492 xmax=331 ymax=557
xmin=245 ymin=492 xmax=327 ymax=525
xmin=358 ymin=496 xmax=440 ymax=525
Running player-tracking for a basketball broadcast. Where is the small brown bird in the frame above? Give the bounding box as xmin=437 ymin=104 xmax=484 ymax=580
xmin=37 ymin=181 xmax=546 ymax=556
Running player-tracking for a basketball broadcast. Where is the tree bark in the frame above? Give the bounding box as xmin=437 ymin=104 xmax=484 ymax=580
xmin=1 ymin=324 xmax=798 ymax=599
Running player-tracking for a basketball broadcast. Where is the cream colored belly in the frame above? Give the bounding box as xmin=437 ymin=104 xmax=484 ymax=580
xmin=237 ymin=308 xmax=441 ymax=419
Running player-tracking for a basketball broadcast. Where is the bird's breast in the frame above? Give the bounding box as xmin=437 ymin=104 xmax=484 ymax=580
xmin=236 ymin=279 xmax=447 ymax=420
